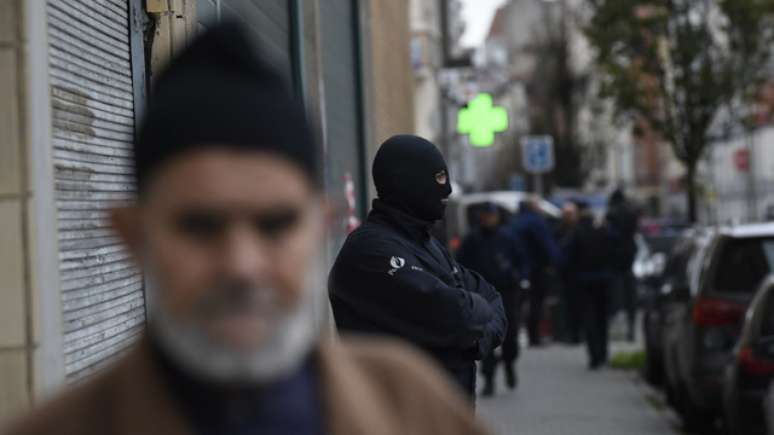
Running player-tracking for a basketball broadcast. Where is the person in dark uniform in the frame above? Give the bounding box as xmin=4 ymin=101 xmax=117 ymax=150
xmin=556 ymin=201 xmax=582 ymax=344
xmin=606 ymin=189 xmax=639 ymax=342
xmin=511 ymin=198 xmax=560 ymax=347
xmin=328 ymin=135 xmax=507 ymax=400
xmin=565 ymin=202 xmax=615 ymax=369
xmin=456 ymin=202 xmax=530 ymax=397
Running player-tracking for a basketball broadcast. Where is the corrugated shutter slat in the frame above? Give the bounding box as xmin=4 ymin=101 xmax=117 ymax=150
xmin=47 ymin=0 xmax=145 ymax=382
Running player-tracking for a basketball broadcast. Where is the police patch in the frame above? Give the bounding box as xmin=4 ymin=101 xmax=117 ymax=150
xmin=390 ymin=256 xmax=406 ymax=269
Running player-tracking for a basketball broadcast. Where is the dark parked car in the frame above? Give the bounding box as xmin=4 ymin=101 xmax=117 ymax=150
xmin=767 ymin=384 xmax=774 ymax=435
xmin=641 ymin=231 xmax=701 ymax=385
xmin=662 ymin=223 xmax=774 ymax=431
xmin=722 ymin=276 xmax=774 ymax=435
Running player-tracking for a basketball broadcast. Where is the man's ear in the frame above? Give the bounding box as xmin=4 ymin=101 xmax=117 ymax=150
xmin=110 ymin=206 xmax=144 ymax=260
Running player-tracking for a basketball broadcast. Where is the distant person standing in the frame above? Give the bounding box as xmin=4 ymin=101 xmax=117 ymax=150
xmin=457 ymin=202 xmax=530 ymax=396
xmin=606 ymin=189 xmax=639 ymax=342
xmin=566 ymin=202 xmax=615 ymax=369
xmin=511 ymin=198 xmax=560 ymax=347
xmin=556 ymin=201 xmax=582 ymax=344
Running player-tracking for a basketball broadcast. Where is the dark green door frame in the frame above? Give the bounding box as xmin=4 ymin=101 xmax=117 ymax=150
xmin=289 ymin=0 xmax=306 ymax=100
xmin=351 ymin=0 xmax=369 ymax=219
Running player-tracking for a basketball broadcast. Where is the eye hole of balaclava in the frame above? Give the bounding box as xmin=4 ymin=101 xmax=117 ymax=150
xmin=372 ymin=135 xmax=452 ymax=222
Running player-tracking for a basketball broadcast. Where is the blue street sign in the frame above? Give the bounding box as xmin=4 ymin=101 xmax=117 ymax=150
xmin=521 ymin=135 xmax=554 ymax=174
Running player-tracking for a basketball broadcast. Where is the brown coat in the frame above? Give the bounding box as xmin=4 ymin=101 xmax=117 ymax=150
xmin=4 ymin=336 xmax=490 ymax=435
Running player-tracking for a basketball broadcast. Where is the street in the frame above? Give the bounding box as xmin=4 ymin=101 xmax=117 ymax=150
xmin=478 ymin=341 xmax=680 ymax=435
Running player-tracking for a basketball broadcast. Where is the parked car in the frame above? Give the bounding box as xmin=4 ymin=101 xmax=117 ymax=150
xmin=641 ymin=231 xmax=702 ymax=385
xmin=767 ymin=383 xmax=774 ymax=435
xmin=662 ymin=223 xmax=774 ymax=431
xmin=722 ymin=276 xmax=774 ymax=435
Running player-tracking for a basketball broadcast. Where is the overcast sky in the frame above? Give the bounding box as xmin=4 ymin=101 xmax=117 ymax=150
xmin=459 ymin=0 xmax=508 ymax=48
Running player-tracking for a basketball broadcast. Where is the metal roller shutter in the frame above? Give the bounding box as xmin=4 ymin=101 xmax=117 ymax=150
xmin=47 ymin=0 xmax=145 ymax=382
xmin=196 ymin=0 xmax=292 ymax=77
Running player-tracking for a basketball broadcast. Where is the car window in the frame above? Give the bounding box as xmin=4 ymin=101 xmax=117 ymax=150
xmin=663 ymin=240 xmax=695 ymax=285
xmin=647 ymin=235 xmax=680 ymax=255
xmin=713 ymin=237 xmax=774 ymax=294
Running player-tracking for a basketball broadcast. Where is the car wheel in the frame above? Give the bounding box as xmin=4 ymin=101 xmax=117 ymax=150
xmin=677 ymin=383 xmax=715 ymax=433
xmin=643 ymin=348 xmax=662 ymax=386
xmin=662 ymin=347 xmax=681 ymax=410
xmin=664 ymin=376 xmax=681 ymax=411
xmin=724 ymin=402 xmax=743 ymax=435
xmin=722 ymin=384 xmax=746 ymax=435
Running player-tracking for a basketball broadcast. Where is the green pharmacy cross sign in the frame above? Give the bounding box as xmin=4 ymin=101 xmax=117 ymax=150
xmin=457 ymin=93 xmax=508 ymax=147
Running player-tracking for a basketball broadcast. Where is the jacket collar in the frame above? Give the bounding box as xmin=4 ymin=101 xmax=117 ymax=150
xmin=368 ymin=199 xmax=434 ymax=242
xmin=110 ymin=335 xmax=398 ymax=435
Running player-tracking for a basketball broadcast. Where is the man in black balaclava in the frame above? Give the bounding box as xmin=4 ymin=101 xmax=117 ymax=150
xmin=329 ymin=135 xmax=507 ymax=400
xmin=371 ymin=134 xmax=452 ymax=221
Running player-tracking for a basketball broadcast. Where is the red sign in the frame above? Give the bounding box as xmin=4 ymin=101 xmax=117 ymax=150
xmin=344 ymin=173 xmax=361 ymax=233
xmin=734 ymin=149 xmax=750 ymax=172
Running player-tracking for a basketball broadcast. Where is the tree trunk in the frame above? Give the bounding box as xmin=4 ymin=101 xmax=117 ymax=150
xmin=686 ymin=163 xmax=698 ymax=223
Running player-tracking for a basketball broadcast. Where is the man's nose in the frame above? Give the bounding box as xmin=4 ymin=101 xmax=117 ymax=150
xmin=220 ymin=224 xmax=271 ymax=279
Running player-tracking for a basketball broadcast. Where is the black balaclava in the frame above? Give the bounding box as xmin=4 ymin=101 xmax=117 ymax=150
xmin=135 ymin=21 xmax=319 ymax=193
xmin=372 ymin=135 xmax=453 ymax=222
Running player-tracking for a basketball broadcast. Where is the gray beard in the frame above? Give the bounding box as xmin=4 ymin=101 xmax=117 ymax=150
xmin=145 ymin=264 xmax=326 ymax=384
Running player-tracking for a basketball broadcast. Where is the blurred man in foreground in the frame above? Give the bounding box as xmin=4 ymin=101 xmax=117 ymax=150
xmin=329 ymin=135 xmax=506 ymax=400
xmin=4 ymin=24 xmax=489 ymax=435
xmin=456 ymin=202 xmax=529 ymax=397
xmin=511 ymin=198 xmax=560 ymax=347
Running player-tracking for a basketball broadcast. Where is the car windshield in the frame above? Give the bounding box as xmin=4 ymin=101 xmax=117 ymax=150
xmin=713 ymin=237 xmax=774 ymax=294
xmin=646 ymin=235 xmax=681 ymax=255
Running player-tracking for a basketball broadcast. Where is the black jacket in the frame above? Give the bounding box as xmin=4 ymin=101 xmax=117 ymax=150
xmin=456 ymin=227 xmax=529 ymax=295
xmin=564 ymin=216 xmax=615 ymax=283
xmin=329 ymin=200 xmax=507 ymax=388
xmin=510 ymin=209 xmax=560 ymax=274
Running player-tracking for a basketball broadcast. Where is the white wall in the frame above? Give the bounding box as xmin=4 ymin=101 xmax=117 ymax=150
xmin=705 ymin=126 xmax=774 ymax=223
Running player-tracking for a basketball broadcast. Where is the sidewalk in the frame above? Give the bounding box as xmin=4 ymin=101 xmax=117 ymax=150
xmin=477 ymin=340 xmax=680 ymax=435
